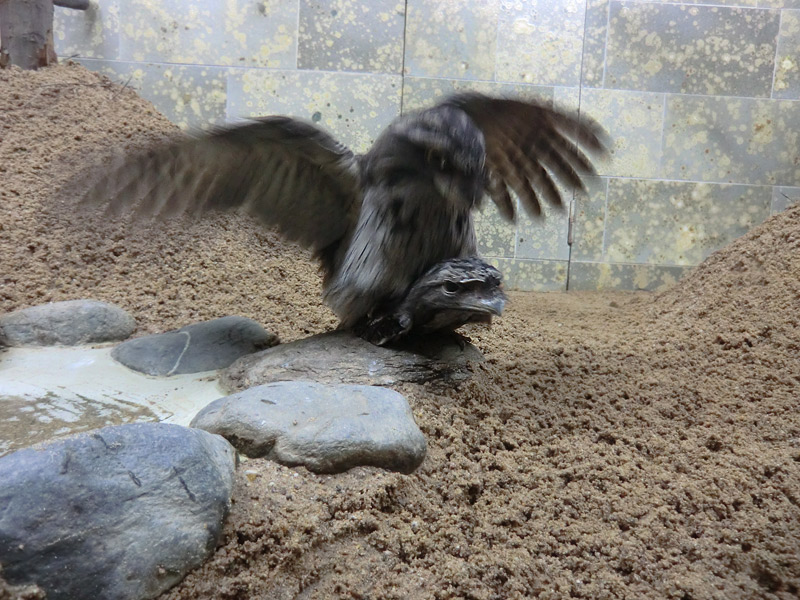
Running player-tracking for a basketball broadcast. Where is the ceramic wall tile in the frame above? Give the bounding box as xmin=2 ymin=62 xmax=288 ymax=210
xmin=118 ymin=0 xmax=298 ymax=68
xmin=404 ymin=0 xmax=500 ymax=80
xmin=227 ymin=69 xmax=402 ymax=153
xmin=77 ymin=59 xmax=228 ymax=130
xmin=55 ymin=0 xmax=119 ymax=60
xmin=515 ymin=199 xmax=572 ymax=262
xmin=758 ymin=0 xmax=800 ymax=9
xmin=490 ymin=258 xmax=569 ymax=291
xmin=579 ymin=88 xmax=665 ymax=179
xmin=774 ymin=10 xmax=800 ymax=99
xmin=568 ymin=261 xmax=691 ymax=291
xmin=495 ymin=0 xmax=586 ymax=87
xmin=605 ymin=2 xmax=779 ymax=97
xmin=629 ymin=0 xmax=759 ymax=6
xmin=663 ymin=95 xmax=800 ymax=186
xmin=772 ymin=186 xmax=800 ymax=213
xmin=298 ymin=0 xmax=405 ymax=73
xmin=474 ymin=205 xmax=517 ymax=259
xmin=570 ymin=176 xmax=609 ymax=263
xmin=66 ymin=0 xmax=800 ymax=292
xmin=402 ymin=77 xmax=554 ymax=112
xmin=581 ymin=0 xmax=610 ymax=88
xmin=603 ymin=179 xmax=772 ymax=265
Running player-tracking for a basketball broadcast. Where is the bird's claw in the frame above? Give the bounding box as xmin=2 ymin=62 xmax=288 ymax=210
xmin=353 ymin=312 xmax=412 ymax=346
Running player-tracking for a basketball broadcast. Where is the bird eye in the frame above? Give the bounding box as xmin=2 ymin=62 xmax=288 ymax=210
xmin=443 ymin=281 xmax=460 ymax=295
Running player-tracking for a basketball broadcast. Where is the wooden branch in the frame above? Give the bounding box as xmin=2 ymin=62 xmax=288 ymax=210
xmin=0 ymin=0 xmax=58 ymax=70
xmin=53 ymin=0 xmax=89 ymax=9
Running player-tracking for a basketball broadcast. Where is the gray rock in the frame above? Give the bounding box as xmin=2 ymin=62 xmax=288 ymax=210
xmin=191 ymin=381 xmax=426 ymax=474
xmin=0 ymin=566 xmax=45 ymax=600
xmin=221 ymin=331 xmax=483 ymax=392
xmin=0 ymin=299 xmax=136 ymax=347
xmin=0 ymin=423 xmax=237 ymax=600
xmin=112 ymin=316 xmax=278 ymax=376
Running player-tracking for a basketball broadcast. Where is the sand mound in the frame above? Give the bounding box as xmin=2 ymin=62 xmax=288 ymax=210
xmin=0 ymin=62 xmax=336 ymax=341
xmin=2 ymin=64 xmax=799 ymax=599
xmin=654 ymin=205 xmax=800 ymax=352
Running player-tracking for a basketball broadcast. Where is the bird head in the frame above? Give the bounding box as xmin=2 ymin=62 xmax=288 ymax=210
xmin=399 ymin=257 xmax=506 ymax=334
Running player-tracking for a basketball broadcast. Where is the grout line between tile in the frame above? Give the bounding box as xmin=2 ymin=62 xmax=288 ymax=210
xmin=76 ymin=57 xmax=402 ymax=80
xmin=567 ymin=0 xmax=597 ymax=290
xmin=622 ymin=0 xmax=779 ymax=11
xmin=593 ymin=174 xmax=789 ymax=189
xmin=400 ymin=0 xmax=409 ymax=113
xmin=601 ymin=0 xmax=612 ymax=88
xmin=770 ymin=9 xmax=784 ymax=100
xmin=600 ymin=177 xmax=610 ymax=262
xmin=294 ymin=0 xmax=301 ymax=70
xmin=571 ymin=259 xmax=697 ymax=269
xmin=659 ymin=93 xmax=668 ymax=175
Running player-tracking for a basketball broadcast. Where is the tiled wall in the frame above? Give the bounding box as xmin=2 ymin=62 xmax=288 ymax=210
xmin=54 ymin=0 xmax=800 ymax=291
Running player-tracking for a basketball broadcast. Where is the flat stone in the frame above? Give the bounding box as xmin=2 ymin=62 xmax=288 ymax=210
xmin=112 ymin=316 xmax=278 ymax=376
xmin=191 ymin=381 xmax=426 ymax=474
xmin=0 ymin=423 xmax=236 ymax=600
xmin=220 ymin=331 xmax=483 ymax=392
xmin=0 ymin=299 xmax=136 ymax=347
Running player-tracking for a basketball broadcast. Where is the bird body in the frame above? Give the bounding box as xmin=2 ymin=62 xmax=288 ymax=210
xmin=82 ymin=93 xmax=607 ymax=342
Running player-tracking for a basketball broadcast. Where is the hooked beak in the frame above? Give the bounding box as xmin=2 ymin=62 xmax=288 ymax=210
xmin=481 ymin=295 xmax=506 ymax=316
xmin=463 ymin=294 xmax=506 ymax=323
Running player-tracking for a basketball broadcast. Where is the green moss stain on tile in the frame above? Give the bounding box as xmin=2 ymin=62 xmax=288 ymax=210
xmin=404 ymin=0 xmax=499 ymax=80
xmin=298 ymin=0 xmax=405 ymax=73
xmin=580 ymin=0 xmax=609 ymax=87
xmin=118 ymin=0 xmax=298 ymax=68
xmin=664 ymin=95 xmax=800 ymax=185
xmin=474 ymin=204 xmax=517 ymax=258
xmin=603 ymin=179 xmax=771 ymax=265
xmin=568 ymin=262 xmax=689 ymax=291
xmin=515 ymin=194 xmax=571 ymax=261
xmin=580 ymin=88 xmax=665 ymax=179
xmin=495 ymin=0 xmax=586 ymax=86
xmin=489 ymin=258 xmax=568 ymax=291
xmin=606 ymin=2 xmax=779 ymax=97
xmin=571 ymin=176 xmax=608 ymax=263
xmin=774 ymin=10 xmax=800 ymax=99
xmin=77 ymin=59 xmax=227 ymax=130
xmin=55 ymin=0 xmax=120 ymax=60
xmin=227 ymin=69 xmax=401 ymax=153
xmin=403 ymin=77 xmax=554 ymax=113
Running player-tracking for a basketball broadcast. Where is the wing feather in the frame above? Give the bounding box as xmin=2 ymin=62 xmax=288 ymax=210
xmin=443 ymin=93 xmax=609 ymax=221
xmin=81 ymin=117 xmax=361 ymax=254
xmin=486 ymin=173 xmax=515 ymax=221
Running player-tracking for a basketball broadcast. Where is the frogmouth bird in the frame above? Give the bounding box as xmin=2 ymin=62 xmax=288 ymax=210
xmin=81 ymin=93 xmax=607 ymax=343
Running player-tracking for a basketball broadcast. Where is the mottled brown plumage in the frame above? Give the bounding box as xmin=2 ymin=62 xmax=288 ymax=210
xmin=81 ymin=93 xmax=608 ymax=339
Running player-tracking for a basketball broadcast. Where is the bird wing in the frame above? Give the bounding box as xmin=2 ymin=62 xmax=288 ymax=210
xmin=81 ymin=116 xmax=361 ymax=254
xmin=442 ymin=93 xmax=609 ymax=221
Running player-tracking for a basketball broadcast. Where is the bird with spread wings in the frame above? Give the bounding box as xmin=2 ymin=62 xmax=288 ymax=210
xmin=83 ymin=93 xmax=608 ymax=343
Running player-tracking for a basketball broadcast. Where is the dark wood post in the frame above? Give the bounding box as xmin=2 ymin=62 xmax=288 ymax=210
xmin=53 ymin=0 xmax=89 ymax=9
xmin=0 ymin=0 xmax=90 ymax=70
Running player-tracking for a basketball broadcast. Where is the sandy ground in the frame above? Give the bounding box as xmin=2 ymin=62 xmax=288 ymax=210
xmin=1 ymin=64 xmax=799 ymax=600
